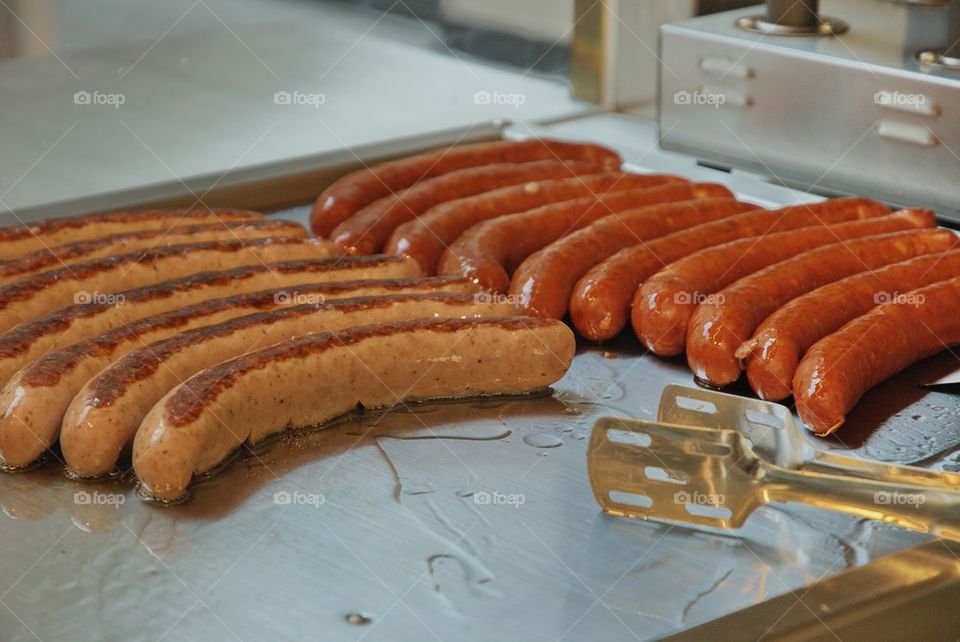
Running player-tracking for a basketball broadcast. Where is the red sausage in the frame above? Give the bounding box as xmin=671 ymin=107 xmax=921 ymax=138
xmin=509 ymin=200 xmax=758 ymax=319
xmin=438 ymin=183 xmax=734 ymax=293
xmin=686 ymin=225 xmax=953 ymax=387
xmin=384 ymin=171 xmax=688 ymax=274
xmin=794 ymin=276 xmax=960 ymax=434
xmin=570 ymin=197 xmax=891 ymax=341
xmin=310 ymin=139 xmax=621 ymax=237
xmin=741 ymin=248 xmax=960 ymax=402
xmin=632 ymin=209 xmax=931 ymax=357
xmin=330 ymin=160 xmax=609 ymax=255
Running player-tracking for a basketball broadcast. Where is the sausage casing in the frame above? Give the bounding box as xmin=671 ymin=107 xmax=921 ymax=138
xmin=794 ymin=276 xmax=960 ymax=434
xmin=632 ymin=209 xmax=931 ymax=356
xmin=570 ymin=197 xmax=890 ymax=341
xmin=741 ymin=249 xmax=960 ymax=401
xmin=686 ymin=227 xmax=955 ymax=387
xmin=310 ymin=139 xmax=621 ymax=236
xmin=438 ymin=183 xmax=734 ymax=293
xmin=384 ymin=172 xmax=688 ymax=274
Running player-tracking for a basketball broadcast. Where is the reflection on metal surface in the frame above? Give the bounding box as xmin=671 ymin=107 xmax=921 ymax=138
xmin=570 ymin=0 xmax=607 ymax=104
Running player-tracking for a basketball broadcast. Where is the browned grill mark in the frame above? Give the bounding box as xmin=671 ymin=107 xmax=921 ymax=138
xmin=0 ymin=255 xmax=409 ymax=359
xmin=0 ymin=208 xmax=262 ymax=242
xmin=21 ymin=280 xmax=471 ymax=387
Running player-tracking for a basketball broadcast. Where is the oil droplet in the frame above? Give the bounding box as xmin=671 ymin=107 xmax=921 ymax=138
xmin=346 ymin=613 xmax=372 ymax=625
xmin=522 ymin=433 xmax=563 ymax=449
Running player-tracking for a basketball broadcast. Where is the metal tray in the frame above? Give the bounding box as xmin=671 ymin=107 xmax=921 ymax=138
xmin=1 ymin=117 xmax=958 ymax=641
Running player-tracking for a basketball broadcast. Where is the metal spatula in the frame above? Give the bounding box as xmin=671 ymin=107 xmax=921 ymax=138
xmin=587 ymin=385 xmax=960 ymax=540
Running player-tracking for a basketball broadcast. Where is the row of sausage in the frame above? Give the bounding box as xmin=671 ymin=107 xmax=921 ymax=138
xmin=0 ymin=209 xmax=573 ymax=501
xmin=311 ymin=138 xmax=960 ymax=434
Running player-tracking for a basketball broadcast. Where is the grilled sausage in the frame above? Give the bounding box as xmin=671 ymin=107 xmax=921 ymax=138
xmin=0 ymin=279 xmax=473 ymax=470
xmin=740 ymin=249 xmax=960 ymax=401
xmin=133 ymin=317 xmax=575 ymax=501
xmin=794 ymin=276 xmax=960 ymax=434
xmin=570 ymin=197 xmax=891 ymax=341
xmin=310 ymin=139 xmax=621 ymax=237
xmin=0 ymin=238 xmax=340 ymax=333
xmin=384 ymin=172 xmax=688 ymax=273
xmin=330 ymin=160 xmax=609 ymax=255
xmin=0 ymin=219 xmax=307 ymax=285
xmin=438 ymin=183 xmax=734 ymax=293
xmin=509 ymin=199 xmax=758 ymax=319
xmin=632 ymin=210 xmax=932 ymax=357
xmin=0 ymin=208 xmax=262 ymax=260
xmin=62 ymin=293 xmax=515 ymax=478
xmin=686 ymin=227 xmax=956 ymax=387
xmin=0 ymin=256 xmax=420 ymax=393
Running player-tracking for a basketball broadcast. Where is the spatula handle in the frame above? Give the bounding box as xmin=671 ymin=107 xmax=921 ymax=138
xmin=763 ymin=466 xmax=960 ymax=541
xmin=812 ymin=451 xmax=960 ymax=490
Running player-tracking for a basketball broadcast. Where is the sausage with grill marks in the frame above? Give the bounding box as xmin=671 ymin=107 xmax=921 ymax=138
xmin=686 ymin=227 xmax=956 ymax=387
xmin=632 ymin=210 xmax=933 ymax=357
xmin=0 ymin=208 xmax=263 ymax=260
xmin=569 ymin=197 xmax=890 ymax=341
xmin=134 ymin=317 xmax=575 ymax=501
xmin=384 ymin=171 xmax=688 ymax=273
xmin=0 ymin=219 xmax=307 ymax=285
xmin=0 ymin=280 xmax=473 ymax=470
xmin=0 ymin=256 xmax=421 ymax=392
xmin=310 ymin=138 xmax=621 ymax=237
xmin=0 ymin=237 xmax=340 ymax=332
xmin=61 ymin=293 xmax=514 ymax=477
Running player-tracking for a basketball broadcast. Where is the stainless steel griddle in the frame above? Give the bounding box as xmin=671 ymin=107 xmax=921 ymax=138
xmin=1 ymin=116 xmax=959 ymax=641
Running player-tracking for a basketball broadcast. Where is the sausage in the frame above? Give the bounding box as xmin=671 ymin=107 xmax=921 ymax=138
xmin=0 ymin=256 xmax=420 ymax=394
xmin=509 ymin=199 xmax=758 ymax=319
xmin=570 ymin=197 xmax=891 ymax=341
xmin=438 ymin=183 xmax=734 ymax=293
xmin=133 ymin=316 xmax=575 ymax=501
xmin=0 ymin=219 xmax=307 ymax=285
xmin=686 ymin=227 xmax=956 ymax=388
xmin=0 ymin=280 xmax=474 ymax=471
xmin=794 ymin=276 xmax=960 ymax=434
xmin=310 ymin=138 xmax=621 ymax=237
xmin=61 ymin=293 xmax=516 ymax=478
xmin=632 ymin=209 xmax=933 ymax=356
xmin=330 ymin=160 xmax=612 ymax=255
xmin=740 ymin=249 xmax=960 ymax=402
xmin=384 ymin=172 xmax=688 ymax=273
xmin=0 ymin=208 xmax=262 ymax=260
xmin=0 ymin=237 xmax=340 ymax=333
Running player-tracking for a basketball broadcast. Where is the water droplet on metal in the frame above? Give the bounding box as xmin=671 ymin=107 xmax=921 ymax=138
xmin=522 ymin=433 xmax=563 ymax=449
